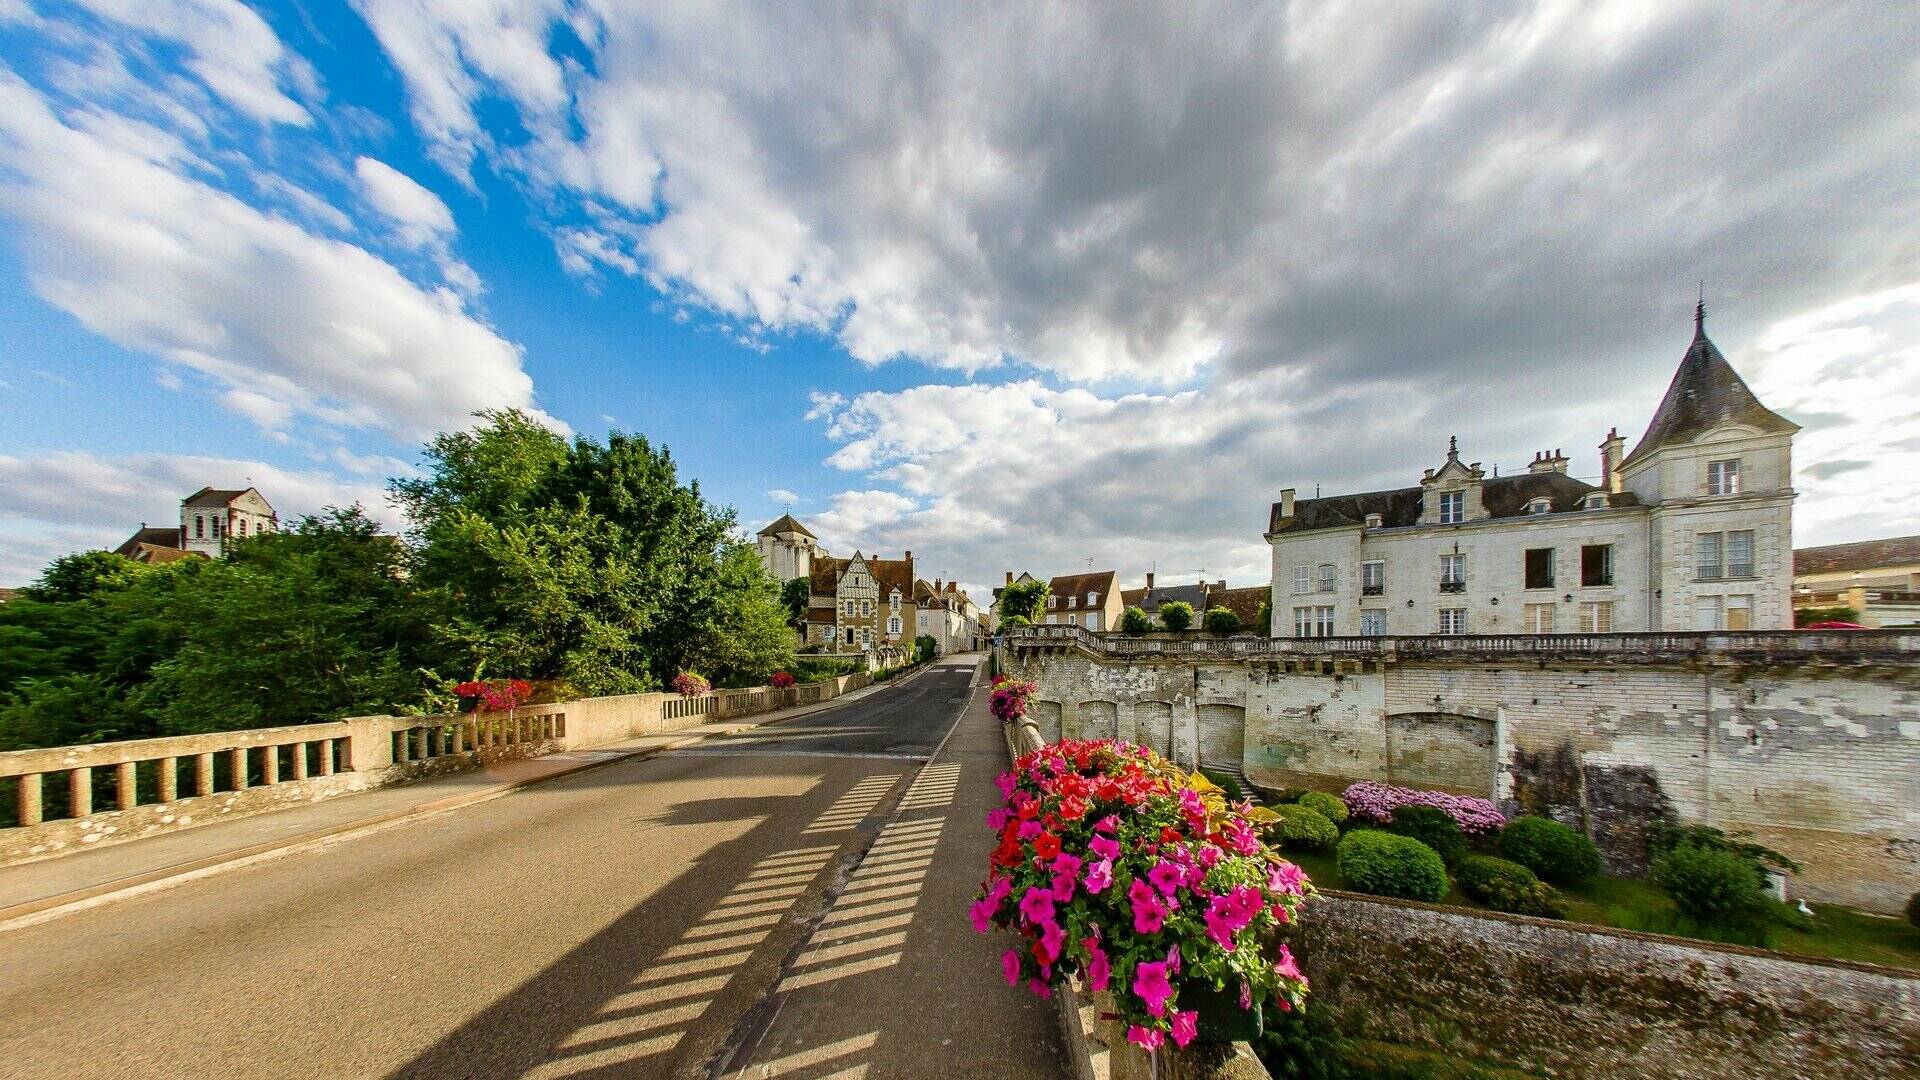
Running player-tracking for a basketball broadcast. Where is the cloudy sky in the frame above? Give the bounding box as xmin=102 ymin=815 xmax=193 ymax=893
xmin=1 ymin=1 xmax=1916 ymax=596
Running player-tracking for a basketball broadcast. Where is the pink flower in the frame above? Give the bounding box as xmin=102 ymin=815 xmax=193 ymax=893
xmin=1178 ymin=788 xmax=1206 ymax=825
xmin=1129 ymin=879 xmax=1168 ymax=934
xmin=995 ymin=772 xmax=1018 ymax=799
xmin=1268 ymin=861 xmax=1307 ymax=896
xmin=985 ymin=808 xmax=1011 ymax=831
xmin=1170 ymin=1010 xmax=1199 ymax=1048
xmin=1083 ymin=859 xmax=1113 ymax=894
xmin=1029 ymin=978 xmax=1052 ymax=998
xmin=1018 ymin=886 xmax=1055 ymax=927
xmin=1204 ymin=895 xmax=1240 ymax=949
xmin=1094 ymin=814 xmax=1120 ymax=834
xmin=1126 ymin=1025 xmax=1164 ymax=1051
xmin=1088 ymin=833 xmax=1121 ymax=861
xmin=1133 ymin=960 xmax=1174 ymax=1018
xmin=969 ymin=896 xmax=997 ymax=933
xmin=1038 ymin=919 xmax=1066 ymax=964
xmin=1220 ymin=817 xmax=1261 ymax=856
xmin=1274 ymin=943 xmax=1303 ymax=982
xmin=1017 ymin=820 xmax=1043 ymax=840
xmin=1165 ymin=943 xmax=1182 ymax=975
xmin=1148 ymin=859 xmax=1186 ymax=897
xmin=1086 ymin=945 xmax=1110 ymax=992
xmin=1051 ymin=851 xmax=1083 ymax=878
xmin=1239 ymin=981 xmax=1253 ymax=1010
xmin=1196 ymin=844 xmax=1221 ymax=869
xmin=1002 ymin=948 xmax=1022 ymax=987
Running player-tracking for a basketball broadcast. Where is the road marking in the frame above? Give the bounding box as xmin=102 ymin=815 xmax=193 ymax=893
xmin=667 ymin=748 xmax=931 ymax=762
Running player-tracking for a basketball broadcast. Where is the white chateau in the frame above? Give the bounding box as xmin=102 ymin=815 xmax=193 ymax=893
xmin=1267 ymin=305 xmax=1798 ymax=636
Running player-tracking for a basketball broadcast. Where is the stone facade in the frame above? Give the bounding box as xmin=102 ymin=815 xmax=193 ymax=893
xmin=804 ymin=550 xmax=916 ymax=654
xmin=756 ymin=513 xmax=824 ymax=583
xmin=916 ymin=578 xmax=984 ymax=653
xmin=1002 ymin=626 xmax=1920 ymax=911
xmin=180 ymin=487 xmax=278 ymax=557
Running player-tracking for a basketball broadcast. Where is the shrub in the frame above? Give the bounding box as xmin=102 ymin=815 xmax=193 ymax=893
xmin=1387 ymin=805 xmax=1465 ymax=864
xmin=1119 ymin=606 xmax=1153 ymax=636
xmin=669 ymin=671 xmax=710 ymax=696
xmin=1908 ymin=891 xmax=1920 ymax=929
xmin=769 ymin=671 xmax=796 ymax=689
xmin=1648 ymin=820 xmax=1801 ymax=876
xmin=1256 ymin=1000 xmax=1350 ymax=1080
xmin=1496 ymin=816 xmax=1601 ymax=884
xmin=1158 ymin=601 xmax=1194 ymax=631
xmin=1340 ymin=780 xmax=1505 ymax=835
xmin=1653 ymin=842 xmax=1767 ymax=925
xmin=1199 ymin=768 xmax=1245 ymax=802
xmin=1204 ymin=606 xmax=1242 ymax=635
xmin=1297 ymin=790 xmax=1348 ymax=824
xmin=1336 ymin=830 xmax=1447 ymax=902
xmin=999 ymin=614 xmax=1030 ymax=632
xmin=1270 ymin=804 xmax=1341 ymax=852
xmin=1455 ymin=854 xmax=1567 ymax=918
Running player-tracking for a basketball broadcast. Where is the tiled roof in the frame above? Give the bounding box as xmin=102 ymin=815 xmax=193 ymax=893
xmin=113 ymin=526 xmax=182 ymax=556
xmin=811 ymin=553 xmax=914 ymax=600
xmin=126 ymin=543 xmax=203 ymax=565
xmin=757 ymin=513 xmax=815 ymax=539
xmin=1622 ymin=312 xmax=1797 ymax=468
xmin=1794 ymin=535 xmax=1920 ymax=577
xmin=1127 ymin=583 xmax=1208 ymax=614
xmin=182 ymin=487 xmax=253 ymax=508
xmin=1269 ymin=471 xmax=1638 ymax=535
xmin=1208 ymin=585 xmax=1268 ymax=623
xmin=1047 ymin=570 xmax=1118 ymax=607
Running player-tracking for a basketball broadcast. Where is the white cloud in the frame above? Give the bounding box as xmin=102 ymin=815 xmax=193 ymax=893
xmin=71 ymin=0 xmax=317 ymax=126
xmin=765 ymin=488 xmax=801 ymax=507
xmin=0 ymin=450 xmax=399 ymax=584
xmin=0 ymin=75 xmax=548 ymax=441
xmin=354 ymin=156 xmax=455 ymax=248
xmin=220 ymin=387 xmax=296 ymax=433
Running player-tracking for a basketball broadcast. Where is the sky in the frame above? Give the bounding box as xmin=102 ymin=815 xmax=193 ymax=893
xmin=0 ymin=1 xmax=1917 ymax=600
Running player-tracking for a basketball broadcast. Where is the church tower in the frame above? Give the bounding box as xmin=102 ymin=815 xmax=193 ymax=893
xmin=756 ymin=514 xmax=821 ymax=582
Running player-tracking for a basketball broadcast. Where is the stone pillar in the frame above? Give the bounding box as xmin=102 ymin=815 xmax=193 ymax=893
xmin=344 ymin=715 xmax=397 ymax=774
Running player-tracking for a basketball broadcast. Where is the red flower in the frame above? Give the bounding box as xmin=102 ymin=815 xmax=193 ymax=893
xmin=1161 ymin=826 xmax=1185 ymax=844
xmin=992 ymin=828 xmax=1023 ymax=868
xmin=1058 ymin=795 xmax=1089 ymax=821
xmin=1033 ymin=832 xmax=1062 ymax=860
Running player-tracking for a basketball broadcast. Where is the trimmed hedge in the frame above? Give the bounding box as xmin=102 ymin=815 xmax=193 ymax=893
xmin=1270 ymin=804 xmax=1340 ymax=852
xmin=1653 ymin=842 xmax=1767 ymax=925
xmin=1454 ymin=854 xmax=1567 ymax=918
xmin=1336 ymin=829 xmax=1447 ymax=902
xmin=1298 ymin=790 xmax=1348 ymax=824
xmin=1496 ymin=816 xmax=1601 ymax=884
xmin=1118 ymin=606 xmax=1153 ymax=636
xmin=1203 ymin=606 xmax=1242 ymax=635
xmin=1386 ymin=805 xmax=1464 ymax=864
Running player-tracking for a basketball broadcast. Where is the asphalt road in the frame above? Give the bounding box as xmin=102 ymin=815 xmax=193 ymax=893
xmin=0 ymin=657 xmax=1036 ymax=1080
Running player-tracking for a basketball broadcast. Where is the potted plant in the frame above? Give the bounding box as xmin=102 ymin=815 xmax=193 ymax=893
xmin=671 ymin=671 xmax=711 ymax=696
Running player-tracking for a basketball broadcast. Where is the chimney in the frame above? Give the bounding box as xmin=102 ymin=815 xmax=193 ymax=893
xmin=1279 ymin=488 xmax=1296 ymax=521
xmin=1005 ymin=571 xmax=1014 ymax=585
xmin=1599 ymin=428 xmax=1625 ymax=494
xmin=904 ymin=550 xmax=911 ymax=563
xmin=934 ymin=577 xmax=942 ymax=592
xmin=1145 ymin=571 xmax=1156 ymax=591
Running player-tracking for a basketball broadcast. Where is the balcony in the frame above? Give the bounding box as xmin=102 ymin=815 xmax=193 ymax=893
xmin=1361 ymin=584 xmax=1384 ymax=597
xmin=1439 ymin=580 xmax=1466 ymax=593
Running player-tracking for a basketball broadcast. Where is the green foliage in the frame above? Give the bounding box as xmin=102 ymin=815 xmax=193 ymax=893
xmin=1298 ymin=790 xmax=1348 ymax=824
xmin=914 ymin=635 xmax=937 ymax=663
xmin=1336 ymin=829 xmax=1447 ymax=902
xmin=1647 ymin=820 xmax=1802 ymax=875
xmin=1253 ymin=598 xmax=1272 ymax=636
xmin=1270 ymin=804 xmax=1341 ymax=852
xmin=998 ymin=614 xmax=1031 ymax=632
xmin=1118 ymin=606 xmax=1153 ymax=636
xmin=1908 ymin=891 xmax=1920 ymax=929
xmin=1198 ymin=768 xmax=1244 ymax=801
xmin=1387 ymin=805 xmax=1465 ymax=865
xmin=1793 ymin=605 xmax=1860 ymax=627
xmin=1256 ymin=1002 xmax=1351 ymax=1080
xmin=996 ymin=578 xmax=1049 ymax=624
xmin=1454 ymin=855 xmax=1567 ymax=918
xmin=1652 ymin=842 xmax=1768 ymax=926
xmin=24 ymin=551 xmax=149 ymax=602
xmin=792 ymin=656 xmax=859 ymax=684
xmin=1203 ymin=606 xmax=1242 ymax=635
xmin=1157 ymin=600 xmax=1194 ymax=631
xmin=780 ymin=576 xmax=811 ymax=627
xmin=1496 ymin=816 xmax=1601 ymax=884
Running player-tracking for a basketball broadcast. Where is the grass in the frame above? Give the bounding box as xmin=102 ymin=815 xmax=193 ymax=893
xmin=1278 ymin=837 xmax=1920 ymax=972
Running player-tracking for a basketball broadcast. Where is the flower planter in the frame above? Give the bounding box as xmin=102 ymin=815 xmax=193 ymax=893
xmin=457 ymin=695 xmax=481 ymax=714
xmin=1179 ymin=981 xmax=1263 ymax=1042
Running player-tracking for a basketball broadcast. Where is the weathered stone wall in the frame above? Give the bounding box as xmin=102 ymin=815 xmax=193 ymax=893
xmin=1295 ymin=891 xmax=1920 ymax=1079
xmin=1007 ymin=632 xmax=1920 ymax=910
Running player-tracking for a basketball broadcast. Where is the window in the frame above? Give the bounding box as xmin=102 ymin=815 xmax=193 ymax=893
xmin=1087 ymin=592 xmax=1098 ymax=606
xmin=1067 ymin=595 xmax=1077 ymax=608
xmin=1048 ymin=595 xmax=1058 ymax=609
xmin=1292 ymin=606 xmax=1334 ymax=638
xmin=1579 ymin=601 xmax=1613 ymax=633
xmin=1524 ymin=548 xmax=1555 ymax=589
xmin=1697 ymin=530 xmax=1755 ymax=580
xmin=1584 ymin=493 xmax=1609 ymax=510
xmin=1581 ymin=544 xmax=1613 ymax=587
xmin=1525 ymin=603 xmax=1556 ymax=633
xmin=237 ymin=519 xmax=247 ymax=536
xmin=1292 ymin=564 xmax=1311 ymax=594
xmin=194 ymin=515 xmax=205 ymax=539
xmin=1707 ymin=459 xmax=1741 ymax=496
xmin=1528 ymin=499 xmax=1551 ymax=515
xmin=1361 ymin=560 xmax=1385 ymax=596
xmin=1440 ymin=553 xmax=1466 ymax=592
xmin=1694 ymin=596 xmax=1724 ymax=631
xmin=211 ymin=517 xmax=222 ymax=539
xmin=1438 ymin=608 xmax=1466 ymax=635
xmin=1439 ymin=490 xmax=1464 ymax=524
xmin=1725 ymin=595 xmax=1752 ymax=631
xmin=888 ymin=616 xmax=903 ymax=635
xmin=1359 ymin=610 xmax=1385 ymax=636
xmin=1316 ymin=564 xmax=1336 ymax=593
xmin=861 ymin=599 xmax=873 ymax=616
xmin=890 ymin=591 xmax=900 ymax=612
xmin=861 ymin=628 xmax=872 ymax=645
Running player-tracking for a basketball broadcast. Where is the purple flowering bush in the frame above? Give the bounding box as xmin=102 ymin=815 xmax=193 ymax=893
xmin=1341 ymin=780 xmax=1505 ymax=835
xmin=973 ymin=739 xmax=1313 ymax=1051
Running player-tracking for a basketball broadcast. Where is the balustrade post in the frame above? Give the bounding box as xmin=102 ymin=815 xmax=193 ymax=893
xmin=230 ymin=747 xmax=249 ymax=790
xmin=343 ymin=716 xmax=394 ymax=773
xmin=291 ymin=743 xmax=309 ymax=780
xmin=263 ymin=745 xmax=281 ymax=785
xmin=17 ymin=773 xmax=42 ymax=826
xmin=69 ymin=766 xmax=92 ymax=817
xmin=195 ymin=752 xmax=215 ymax=796
xmin=158 ymin=756 xmax=178 ymax=802
xmin=116 ymin=761 xmax=137 ymax=811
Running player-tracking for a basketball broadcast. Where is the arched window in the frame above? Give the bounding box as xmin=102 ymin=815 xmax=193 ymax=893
xmin=211 ymin=517 xmax=222 ymax=539
xmin=194 ymin=515 xmax=205 ymax=539
xmin=237 ymin=519 xmax=248 ymax=536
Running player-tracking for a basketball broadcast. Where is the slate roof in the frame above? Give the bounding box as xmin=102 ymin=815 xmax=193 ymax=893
xmin=1122 ymin=582 xmax=1209 ymax=615
xmin=1269 ymin=471 xmax=1636 ymax=535
xmin=1794 ymin=535 xmax=1920 ymax=577
xmin=113 ymin=526 xmax=181 ymax=556
xmin=1047 ymin=571 xmax=1118 ymax=608
xmin=810 ymin=553 xmax=914 ymax=600
xmin=757 ymin=513 xmax=815 ymax=539
xmin=1622 ymin=310 xmax=1798 ymax=468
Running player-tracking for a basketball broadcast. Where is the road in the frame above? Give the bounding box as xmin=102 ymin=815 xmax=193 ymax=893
xmin=0 ymin=657 xmax=1065 ymax=1080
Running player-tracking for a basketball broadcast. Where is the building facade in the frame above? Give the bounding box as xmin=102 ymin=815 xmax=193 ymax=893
xmin=756 ymin=513 xmax=824 ymax=583
xmin=1793 ymin=535 xmax=1920 ymax=628
xmin=1267 ymin=307 xmax=1798 ymax=636
xmin=916 ymin=578 xmax=985 ymax=653
xmin=803 ymin=550 xmax=917 ymax=653
xmin=1040 ymin=570 xmax=1122 ymax=631
xmin=114 ymin=487 xmax=278 ymax=562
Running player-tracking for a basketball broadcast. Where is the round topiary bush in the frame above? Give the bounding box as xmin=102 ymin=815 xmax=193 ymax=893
xmin=1158 ymin=601 xmax=1195 ymax=631
xmin=1118 ymin=605 xmax=1153 ymax=636
xmin=1297 ymin=790 xmax=1348 ymax=824
xmin=1386 ymin=805 xmax=1465 ymax=864
xmin=1336 ymin=829 xmax=1447 ymax=902
xmin=1270 ymin=804 xmax=1340 ymax=852
xmin=1908 ymin=891 xmax=1920 ymax=929
xmin=1455 ymin=854 xmax=1567 ymax=918
xmin=1653 ymin=842 xmax=1767 ymax=925
xmin=1497 ymin=816 xmax=1602 ymax=884
xmin=1203 ymin=606 xmax=1242 ymax=636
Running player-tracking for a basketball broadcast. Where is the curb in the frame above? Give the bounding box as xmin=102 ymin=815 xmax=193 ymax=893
xmin=0 ymin=668 xmax=947 ymax=933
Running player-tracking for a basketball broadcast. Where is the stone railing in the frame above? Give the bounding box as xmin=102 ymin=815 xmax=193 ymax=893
xmin=0 ymin=667 xmax=883 ymax=865
xmin=1006 ymin=623 xmax=1920 ymax=666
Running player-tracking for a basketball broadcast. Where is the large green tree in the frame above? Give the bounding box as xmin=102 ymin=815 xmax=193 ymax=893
xmin=998 ymin=578 xmax=1049 ymax=624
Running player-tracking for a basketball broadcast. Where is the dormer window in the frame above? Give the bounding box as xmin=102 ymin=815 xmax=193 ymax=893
xmin=1086 ymin=592 xmax=1098 ymax=606
xmin=1364 ymin=513 xmax=1383 ymax=529
xmin=1439 ymin=491 xmax=1464 ymax=524
xmin=1583 ymin=493 xmax=1610 ymax=510
xmin=1528 ymin=499 xmax=1551 ymax=515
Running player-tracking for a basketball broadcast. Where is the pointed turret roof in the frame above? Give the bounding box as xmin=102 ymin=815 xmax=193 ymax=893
xmin=756 ymin=513 xmax=815 ymax=539
xmin=1622 ymin=302 xmax=1797 ymax=468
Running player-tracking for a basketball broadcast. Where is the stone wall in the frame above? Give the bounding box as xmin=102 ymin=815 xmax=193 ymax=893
xmin=1295 ymin=891 xmax=1920 ymax=1079
xmin=1004 ymin=628 xmax=1920 ymax=911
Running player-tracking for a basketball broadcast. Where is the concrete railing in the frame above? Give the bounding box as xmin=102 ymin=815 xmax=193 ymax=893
xmin=1007 ymin=623 xmax=1920 ymax=666
xmin=0 ymin=668 xmax=884 ymax=864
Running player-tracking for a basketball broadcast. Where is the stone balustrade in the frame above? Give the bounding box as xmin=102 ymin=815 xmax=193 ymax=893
xmin=0 ymin=667 xmax=882 ymax=864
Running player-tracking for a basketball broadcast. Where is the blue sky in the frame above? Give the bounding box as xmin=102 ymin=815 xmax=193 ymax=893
xmin=2 ymin=1 xmax=1918 ymax=592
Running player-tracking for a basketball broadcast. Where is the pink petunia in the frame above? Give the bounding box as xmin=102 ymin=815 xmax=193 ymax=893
xmin=1127 ymin=1025 xmax=1164 ymax=1051
xmin=969 ymin=896 xmax=997 ymax=933
xmin=1094 ymin=814 xmax=1120 ymax=834
xmin=1083 ymin=858 xmax=1113 ymax=894
xmin=1147 ymin=859 xmax=1186 ymax=898
xmin=1170 ymin=1010 xmax=1199 ymax=1048
xmin=1088 ymin=833 xmax=1121 ymax=861
xmin=1274 ymin=943 xmax=1303 ymax=982
xmin=1017 ymin=820 xmax=1043 ymax=841
xmin=1003 ymin=948 xmax=1022 ymax=987
xmin=1267 ymin=861 xmax=1307 ymax=897
xmin=1133 ymin=960 xmax=1174 ymax=1018
xmin=1086 ymin=945 xmax=1110 ymax=992
xmin=1018 ymin=885 xmax=1056 ymax=927
xmin=1129 ymin=878 xmax=1168 ymax=934
xmin=1038 ymin=918 xmax=1066 ymax=965
xmin=1029 ymin=977 xmax=1052 ymax=998
xmin=994 ymin=771 xmax=1018 ymax=799
xmin=985 ymin=808 xmax=1011 ymax=831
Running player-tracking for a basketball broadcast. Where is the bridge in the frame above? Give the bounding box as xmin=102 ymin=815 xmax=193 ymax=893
xmin=0 ymin=656 xmax=1067 ymax=1079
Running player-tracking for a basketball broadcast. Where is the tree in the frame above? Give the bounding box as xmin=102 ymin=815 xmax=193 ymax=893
xmin=781 ymin=576 xmax=812 ymax=628
xmin=1119 ymin=606 xmax=1153 ymax=636
xmin=677 ymin=542 xmax=797 ymax=687
xmin=1253 ymin=598 xmax=1272 ymax=636
xmin=24 ymin=550 xmax=148 ymax=602
xmin=998 ymin=578 xmax=1049 ymax=624
xmin=1794 ymin=605 xmax=1860 ymax=626
xmin=1203 ymin=606 xmax=1242 ymax=635
xmin=1158 ymin=601 xmax=1194 ymax=632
